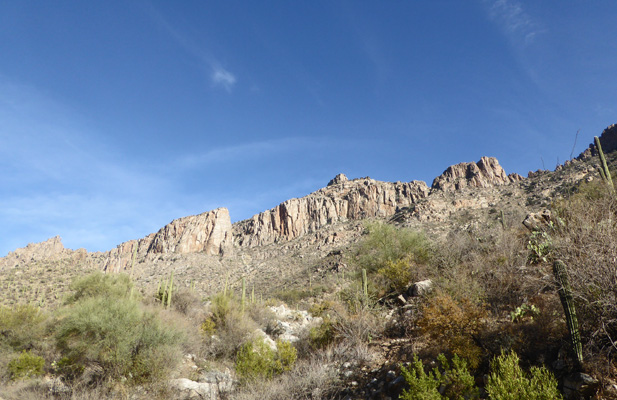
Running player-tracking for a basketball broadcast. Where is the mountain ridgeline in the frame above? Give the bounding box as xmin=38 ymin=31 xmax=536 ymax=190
xmin=3 ymin=123 xmax=617 ymax=277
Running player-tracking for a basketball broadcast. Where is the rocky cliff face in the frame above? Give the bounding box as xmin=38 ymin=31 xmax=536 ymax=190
xmin=431 ymin=156 xmax=523 ymax=191
xmin=149 ymin=208 xmax=232 ymax=255
xmin=103 ymin=208 xmax=232 ymax=272
xmin=232 ymin=177 xmax=429 ymax=247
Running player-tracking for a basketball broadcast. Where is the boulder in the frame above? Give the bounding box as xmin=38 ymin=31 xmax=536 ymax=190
xmin=522 ymin=209 xmax=553 ymax=231
xmin=170 ymin=371 xmax=234 ymax=400
xmin=407 ymin=279 xmax=433 ymax=297
xmin=563 ymin=372 xmax=599 ymax=399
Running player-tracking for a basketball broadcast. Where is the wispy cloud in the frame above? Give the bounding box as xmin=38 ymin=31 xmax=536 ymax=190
xmin=177 ymin=137 xmax=330 ymax=169
xmin=485 ymin=0 xmax=544 ymax=46
xmin=143 ymin=2 xmax=237 ymax=92
xmin=211 ymin=67 xmax=236 ymax=91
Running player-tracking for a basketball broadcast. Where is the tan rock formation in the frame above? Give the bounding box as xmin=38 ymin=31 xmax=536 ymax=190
xmin=431 ymin=156 xmax=520 ymax=191
xmin=103 ymin=208 xmax=232 ymax=273
xmin=233 ymin=177 xmax=429 ymax=247
xmin=149 ymin=208 xmax=232 ymax=255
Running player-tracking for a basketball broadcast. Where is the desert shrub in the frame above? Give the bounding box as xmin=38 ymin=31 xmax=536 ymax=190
xmin=400 ymin=355 xmax=442 ymax=400
xmin=204 ymin=293 xmax=258 ymax=358
xmin=232 ymin=358 xmax=341 ymax=400
xmin=400 ymin=354 xmax=478 ymax=400
xmin=235 ymin=338 xmax=297 ymax=383
xmin=376 ymin=257 xmax=414 ymax=294
xmin=64 ymin=271 xmax=133 ymax=304
xmin=0 ymin=304 xmax=47 ymax=351
xmin=308 ymin=316 xmax=336 ymax=350
xmin=486 ymin=351 xmax=561 ymax=400
xmin=353 ymin=222 xmax=431 ymax=295
xmin=417 ymin=292 xmax=486 ymax=369
xmin=55 ymin=296 xmax=184 ymax=383
xmin=7 ymin=351 xmax=45 ymax=380
xmin=170 ymin=288 xmax=203 ymax=316
xmin=432 ymin=223 xmax=536 ymax=313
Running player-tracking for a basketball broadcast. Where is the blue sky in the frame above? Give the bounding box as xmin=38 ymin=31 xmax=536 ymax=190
xmin=1 ymin=1 xmax=616 ymax=256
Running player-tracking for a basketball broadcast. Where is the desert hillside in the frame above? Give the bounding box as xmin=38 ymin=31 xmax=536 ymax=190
xmin=2 ymin=124 xmax=617 ymax=399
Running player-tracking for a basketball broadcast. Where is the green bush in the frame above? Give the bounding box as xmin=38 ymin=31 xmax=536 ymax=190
xmin=64 ymin=271 xmax=133 ymax=304
xmin=235 ymin=338 xmax=297 ymax=383
xmin=486 ymin=351 xmax=562 ymax=400
xmin=0 ymin=304 xmax=47 ymax=350
xmin=354 ymin=222 xmax=431 ymax=274
xmin=309 ymin=316 xmax=336 ymax=349
xmin=400 ymin=354 xmax=478 ymax=400
xmin=55 ymin=296 xmax=184 ymax=383
xmin=7 ymin=350 xmax=45 ymax=380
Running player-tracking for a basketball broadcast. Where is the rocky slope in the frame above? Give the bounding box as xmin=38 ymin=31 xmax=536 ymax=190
xmin=3 ymin=125 xmax=615 ymax=306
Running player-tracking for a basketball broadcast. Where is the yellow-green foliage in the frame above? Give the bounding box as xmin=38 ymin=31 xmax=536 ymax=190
xmin=0 ymin=304 xmax=47 ymax=350
xmin=7 ymin=350 xmax=45 ymax=380
xmin=355 ymin=222 xmax=431 ymax=273
xmin=200 ymin=318 xmax=217 ymax=336
xmin=400 ymin=355 xmax=442 ymax=400
xmin=377 ymin=257 xmax=414 ymax=293
xmin=486 ymin=351 xmax=562 ymax=400
xmin=418 ymin=292 xmax=486 ymax=369
xmin=235 ymin=338 xmax=297 ymax=383
xmin=400 ymin=354 xmax=478 ymax=400
xmin=64 ymin=271 xmax=133 ymax=304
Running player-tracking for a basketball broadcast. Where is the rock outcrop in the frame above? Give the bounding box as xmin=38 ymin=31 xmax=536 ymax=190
xmin=149 ymin=208 xmax=232 ymax=255
xmin=578 ymin=123 xmax=617 ymax=160
xmin=233 ymin=177 xmax=429 ymax=247
xmin=103 ymin=208 xmax=232 ymax=272
xmin=431 ymin=156 xmax=521 ymax=191
xmin=0 ymin=236 xmax=87 ymax=269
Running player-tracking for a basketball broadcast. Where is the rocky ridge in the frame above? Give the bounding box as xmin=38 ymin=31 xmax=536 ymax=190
xmin=431 ymin=156 xmax=523 ymax=191
xmin=233 ymin=176 xmax=430 ymax=248
xmin=2 ymin=157 xmax=523 ymax=273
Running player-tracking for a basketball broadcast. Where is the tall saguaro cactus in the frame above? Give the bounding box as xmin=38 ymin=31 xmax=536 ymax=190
xmin=362 ymin=269 xmax=368 ymax=298
xmin=553 ymin=260 xmax=583 ymax=368
xmin=595 ymin=136 xmax=615 ymax=195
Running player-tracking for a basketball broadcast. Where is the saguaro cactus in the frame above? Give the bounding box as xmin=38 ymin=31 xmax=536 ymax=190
xmin=241 ymin=277 xmax=246 ymax=313
xmin=553 ymin=260 xmax=583 ymax=368
xmin=595 ymin=136 xmax=615 ymax=195
xmin=362 ymin=269 xmax=368 ymax=298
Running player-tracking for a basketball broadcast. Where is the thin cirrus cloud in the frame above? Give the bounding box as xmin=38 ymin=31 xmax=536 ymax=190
xmin=211 ymin=67 xmax=236 ymax=91
xmin=177 ymin=137 xmax=331 ymax=169
xmin=144 ymin=2 xmax=237 ymax=92
xmin=485 ymin=0 xmax=544 ymax=45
